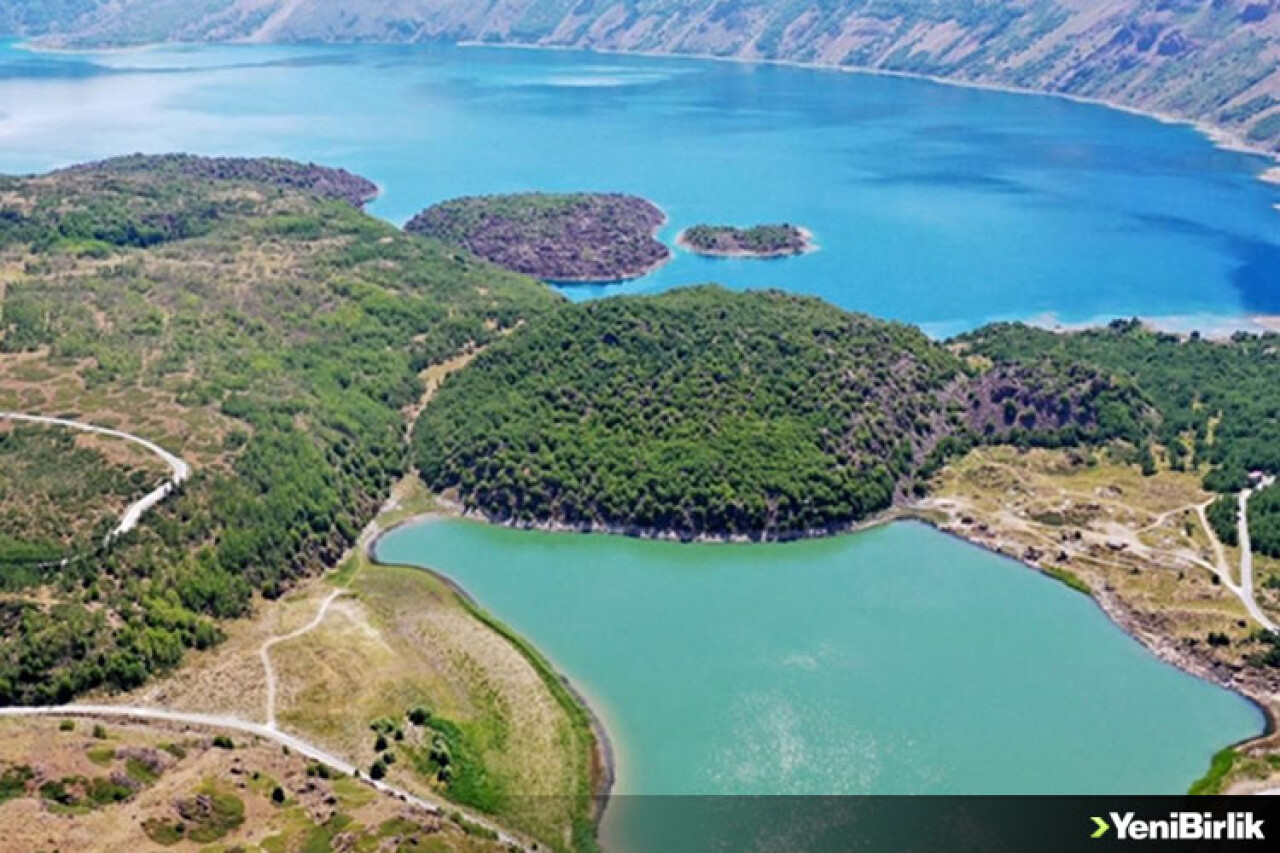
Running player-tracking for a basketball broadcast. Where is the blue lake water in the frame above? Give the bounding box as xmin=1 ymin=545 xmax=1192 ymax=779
xmin=1 ymin=39 xmax=1278 ymax=334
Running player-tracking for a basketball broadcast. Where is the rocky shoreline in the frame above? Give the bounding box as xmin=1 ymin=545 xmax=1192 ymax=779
xmin=909 ymin=508 xmax=1280 ymax=790
xmin=434 ymin=492 xmax=903 ymax=544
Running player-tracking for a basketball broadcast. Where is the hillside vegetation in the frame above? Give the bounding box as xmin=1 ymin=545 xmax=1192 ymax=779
xmin=0 ymin=156 xmax=560 ymax=704
xmin=0 ymin=716 xmax=513 ymax=853
xmin=960 ymin=321 xmax=1280 ymax=488
xmin=406 ymin=193 xmax=670 ymax=283
xmin=959 ymin=320 xmax=1280 ymax=555
xmin=413 ymin=286 xmax=1146 ymax=538
xmin=19 ymin=0 xmax=1280 ymax=154
xmin=0 ymin=423 xmax=167 ymax=568
xmin=60 ymin=153 xmax=380 ymax=207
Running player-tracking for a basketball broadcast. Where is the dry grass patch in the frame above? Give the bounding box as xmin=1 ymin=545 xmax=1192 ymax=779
xmin=109 ymin=581 xmax=336 ymax=722
xmin=926 ymin=446 xmax=1258 ymax=658
xmin=273 ymin=553 xmax=592 ymax=849
xmin=0 ymin=716 xmax=510 ymax=853
xmin=108 ymin=482 xmax=596 ymax=851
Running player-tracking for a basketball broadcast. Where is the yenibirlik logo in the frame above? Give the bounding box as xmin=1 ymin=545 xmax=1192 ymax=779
xmin=1090 ymin=812 xmax=1265 ymax=842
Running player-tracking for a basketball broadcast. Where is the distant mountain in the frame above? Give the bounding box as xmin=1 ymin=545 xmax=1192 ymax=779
xmin=0 ymin=1 xmax=105 ymax=35
xmin=9 ymin=1 xmax=1280 ymax=156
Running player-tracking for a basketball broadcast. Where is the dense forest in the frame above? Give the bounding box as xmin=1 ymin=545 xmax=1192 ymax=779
xmin=406 ymin=193 xmax=670 ymax=282
xmin=1248 ymin=486 xmax=1280 ymax=559
xmin=1207 ymin=495 xmax=1240 ymax=549
xmin=0 ymin=157 xmax=559 ymax=704
xmin=413 ymin=286 xmax=1146 ymax=539
xmin=959 ymin=320 xmax=1280 ymax=554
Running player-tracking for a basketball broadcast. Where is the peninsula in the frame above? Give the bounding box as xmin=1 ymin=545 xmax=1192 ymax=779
xmin=60 ymin=153 xmax=379 ymax=208
xmin=678 ymin=224 xmax=813 ymax=258
xmin=406 ymin=192 xmax=670 ymax=283
xmin=412 ymin=285 xmax=1148 ymax=540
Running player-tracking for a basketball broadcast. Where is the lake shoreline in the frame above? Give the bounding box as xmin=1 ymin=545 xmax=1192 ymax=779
xmin=19 ymin=36 xmax=1279 ymax=182
xmin=430 ymin=492 xmax=906 ymax=544
xmin=366 ymin=514 xmax=620 ymax=829
xmin=1016 ymin=312 xmax=1280 ymax=341
xmin=402 ymin=498 xmax=1278 ymax=798
xmin=549 ymin=206 xmax=673 ymax=286
xmin=905 ymin=511 xmax=1279 ymax=746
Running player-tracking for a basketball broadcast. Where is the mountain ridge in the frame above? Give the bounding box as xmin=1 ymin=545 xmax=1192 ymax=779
xmin=8 ymin=0 xmax=1280 ymax=157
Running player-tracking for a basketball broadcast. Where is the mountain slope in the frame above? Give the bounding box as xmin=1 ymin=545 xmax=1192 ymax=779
xmin=0 ymin=1 xmax=105 ymax=35
xmin=21 ymin=0 xmax=1280 ymax=155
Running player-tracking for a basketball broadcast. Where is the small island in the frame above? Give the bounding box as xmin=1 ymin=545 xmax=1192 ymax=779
xmin=405 ymin=192 xmax=671 ymax=282
xmin=677 ymin=223 xmax=813 ymax=258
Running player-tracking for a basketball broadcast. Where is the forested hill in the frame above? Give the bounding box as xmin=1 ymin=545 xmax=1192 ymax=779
xmin=958 ymin=320 xmax=1280 ymax=493
xmin=960 ymin=320 xmax=1280 ymax=558
xmin=13 ymin=0 xmax=1280 ymax=155
xmin=413 ymin=286 xmax=1148 ymax=539
xmin=0 ymin=155 xmax=559 ymax=704
xmin=59 ymin=154 xmax=380 ymax=208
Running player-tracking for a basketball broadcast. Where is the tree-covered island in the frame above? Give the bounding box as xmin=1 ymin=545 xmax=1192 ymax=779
xmin=678 ymin=223 xmax=813 ymax=258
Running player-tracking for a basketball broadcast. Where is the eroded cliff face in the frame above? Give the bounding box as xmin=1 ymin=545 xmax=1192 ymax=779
xmin=17 ymin=1 xmax=1280 ymax=155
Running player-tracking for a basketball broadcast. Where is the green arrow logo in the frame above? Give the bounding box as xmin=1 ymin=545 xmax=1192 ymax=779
xmin=1091 ymin=816 xmax=1111 ymax=839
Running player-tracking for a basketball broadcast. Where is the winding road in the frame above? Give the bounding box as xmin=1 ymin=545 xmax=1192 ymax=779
xmin=0 ymin=376 xmax=544 ymax=844
xmin=1189 ymin=498 xmax=1275 ymax=634
xmin=0 ymin=412 xmax=191 ymax=540
xmin=1238 ymin=478 xmax=1277 ymax=634
xmin=259 ymin=588 xmax=346 ymax=730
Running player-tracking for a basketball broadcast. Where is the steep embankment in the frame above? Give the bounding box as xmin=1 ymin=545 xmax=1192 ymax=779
xmin=413 ymin=285 xmax=1147 ymax=539
xmin=22 ymin=1 xmax=1280 ymax=156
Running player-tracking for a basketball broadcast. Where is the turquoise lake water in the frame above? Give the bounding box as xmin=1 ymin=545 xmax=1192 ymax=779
xmin=1 ymin=40 xmax=1278 ymax=334
xmin=377 ymin=519 xmax=1262 ymax=803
